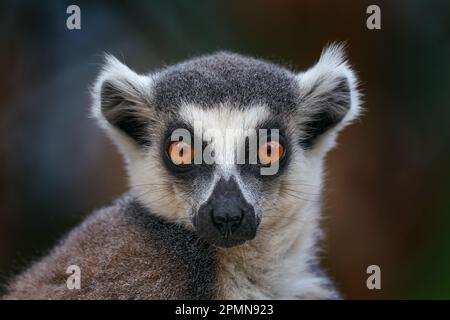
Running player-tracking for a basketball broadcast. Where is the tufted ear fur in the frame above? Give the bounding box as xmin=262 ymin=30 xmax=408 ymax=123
xmin=296 ymin=44 xmax=361 ymax=152
xmin=91 ymin=55 xmax=157 ymax=160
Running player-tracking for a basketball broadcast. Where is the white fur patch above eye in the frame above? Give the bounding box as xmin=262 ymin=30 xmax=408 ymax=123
xmin=178 ymin=103 xmax=271 ymax=167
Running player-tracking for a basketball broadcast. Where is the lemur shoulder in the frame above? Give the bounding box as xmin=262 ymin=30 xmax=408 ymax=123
xmin=4 ymin=44 xmax=361 ymax=300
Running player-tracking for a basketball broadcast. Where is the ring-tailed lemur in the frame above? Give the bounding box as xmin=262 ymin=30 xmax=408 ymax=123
xmin=3 ymin=44 xmax=361 ymax=300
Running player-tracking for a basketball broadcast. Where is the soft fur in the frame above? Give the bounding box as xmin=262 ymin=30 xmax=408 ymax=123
xmin=4 ymin=44 xmax=361 ymax=299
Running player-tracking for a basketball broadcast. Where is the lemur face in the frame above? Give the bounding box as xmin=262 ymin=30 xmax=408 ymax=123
xmin=93 ymin=46 xmax=360 ymax=248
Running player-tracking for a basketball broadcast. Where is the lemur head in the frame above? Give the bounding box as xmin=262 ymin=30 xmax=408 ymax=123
xmin=92 ymin=45 xmax=360 ymax=248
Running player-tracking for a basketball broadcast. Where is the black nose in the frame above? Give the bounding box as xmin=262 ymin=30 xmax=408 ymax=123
xmin=195 ymin=178 xmax=258 ymax=248
xmin=210 ymin=205 xmax=244 ymax=239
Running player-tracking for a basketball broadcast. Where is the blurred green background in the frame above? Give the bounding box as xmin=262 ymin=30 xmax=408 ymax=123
xmin=0 ymin=0 xmax=449 ymax=299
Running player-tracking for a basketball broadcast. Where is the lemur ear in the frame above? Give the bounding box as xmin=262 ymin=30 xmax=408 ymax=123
xmin=296 ymin=44 xmax=361 ymax=151
xmin=92 ymin=55 xmax=155 ymax=148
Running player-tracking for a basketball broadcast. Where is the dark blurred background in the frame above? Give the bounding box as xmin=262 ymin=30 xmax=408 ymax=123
xmin=0 ymin=0 xmax=449 ymax=299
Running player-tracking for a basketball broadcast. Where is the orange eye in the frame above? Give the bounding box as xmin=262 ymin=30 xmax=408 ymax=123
xmin=258 ymin=141 xmax=284 ymax=165
xmin=168 ymin=141 xmax=194 ymax=165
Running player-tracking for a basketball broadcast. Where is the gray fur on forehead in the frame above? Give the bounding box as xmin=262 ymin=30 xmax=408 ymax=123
xmin=152 ymin=51 xmax=299 ymax=112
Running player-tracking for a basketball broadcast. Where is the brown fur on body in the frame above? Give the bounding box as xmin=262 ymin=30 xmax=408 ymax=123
xmin=3 ymin=196 xmax=217 ymax=299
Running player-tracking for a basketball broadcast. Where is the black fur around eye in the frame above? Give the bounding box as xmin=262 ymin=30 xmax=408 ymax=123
xmin=240 ymin=133 xmax=289 ymax=179
xmin=168 ymin=141 xmax=195 ymax=165
xmin=260 ymin=134 xmax=288 ymax=170
xmin=258 ymin=141 xmax=285 ymax=165
xmin=163 ymin=137 xmax=196 ymax=174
